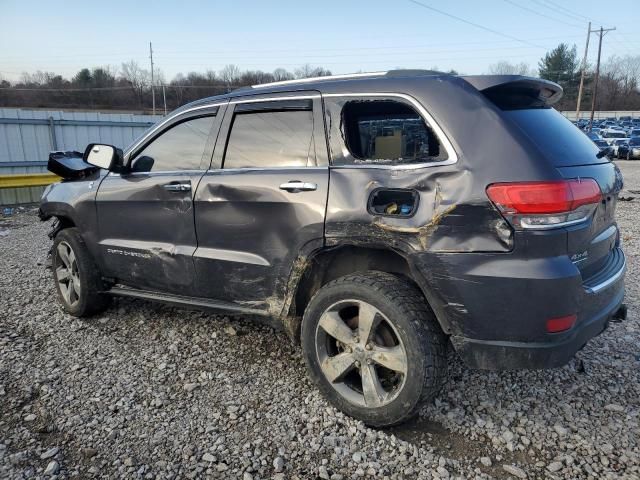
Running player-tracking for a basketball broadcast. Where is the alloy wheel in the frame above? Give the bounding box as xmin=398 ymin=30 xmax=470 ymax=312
xmin=314 ymin=299 xmax=408 ymax=408
xmin=55 ymin=241 xmax=81 ymax=308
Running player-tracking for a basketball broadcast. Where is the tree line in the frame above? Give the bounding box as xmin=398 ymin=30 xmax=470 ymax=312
xmin=489 ymin=45 xmax=640 ymax=112
xmin=0 ymin=63 xmax=332 ymax=112
xmin=1 ymin=45 xmax=639 ymax=113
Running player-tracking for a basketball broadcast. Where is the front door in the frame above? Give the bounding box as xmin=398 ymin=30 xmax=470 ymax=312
xmin=95 ymin=105 xmax=223 ymax=294
xmin=193 ymin=93 xmax=329 ymax=312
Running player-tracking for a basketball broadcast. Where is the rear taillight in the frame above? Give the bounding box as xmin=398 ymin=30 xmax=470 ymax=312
xmin=546 ymin=314 xmax=577 ymax=333
xmin=486 ymin=179 xmax=602 ymax=229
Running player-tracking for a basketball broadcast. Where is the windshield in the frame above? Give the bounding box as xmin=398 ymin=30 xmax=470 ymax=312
xmin=605 ymin=131 xmax=626 ymax=138
xmin=594 ymin=140 xmax=608 ymax=147
xmin=630 ymin=138 xmax=640 ymax=146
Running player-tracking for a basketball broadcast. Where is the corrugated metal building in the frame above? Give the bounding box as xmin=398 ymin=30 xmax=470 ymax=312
xmin=0 ymin=108 xmax=161 ymax=205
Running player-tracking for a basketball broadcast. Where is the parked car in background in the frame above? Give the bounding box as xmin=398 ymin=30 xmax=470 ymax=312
xmin=625 ymin=137 xmax=640 ymax=160
xmin=586 ymin=131 xmax=601 ymax=141
xmin=630 ymin=129 xmax=640 ymax=138
xmin=602 ymin=128 xmax=628 ymax=145
xmin=611 ymin=139 xmax=629 ymax=158
xmin=593 ymin=139 xmax=611 ymax=154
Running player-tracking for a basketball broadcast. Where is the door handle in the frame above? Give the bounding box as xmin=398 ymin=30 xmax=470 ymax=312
xmin=279 ymin=181 xmax=317 ymax=192
xmin=163 ymin=182 xmax=191 ymax=192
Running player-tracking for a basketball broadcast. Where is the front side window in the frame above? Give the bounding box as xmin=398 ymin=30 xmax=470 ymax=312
xmin=336 ymin=99 xmax=447 ymax=165
xmin=223 ymin=109 xmax=315 ymax=169
xmin=131 ymin=116 xmax=215 ymax=172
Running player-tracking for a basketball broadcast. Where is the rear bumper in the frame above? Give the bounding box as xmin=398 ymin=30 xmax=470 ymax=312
xmin=451 ymin=281 xmax=624 ymax=369
xmin=413 ymin=247 xmax=626 ymax=370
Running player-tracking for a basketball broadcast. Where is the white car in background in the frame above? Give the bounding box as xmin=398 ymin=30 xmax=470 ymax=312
xmin=610 ymin=138 xmax=629 ymax=158
xmin=601 ymin=128 xmax=628 ymax=145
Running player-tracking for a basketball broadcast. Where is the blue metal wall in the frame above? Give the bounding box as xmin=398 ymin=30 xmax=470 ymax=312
xmin=0 ymin=108 xmax=161 ymax=205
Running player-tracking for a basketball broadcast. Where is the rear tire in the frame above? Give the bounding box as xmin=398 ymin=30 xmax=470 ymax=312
xmin=52 ymin=228 xmax=110 ymax=316
xmin=301 ymin=271 xmax=447 ymax=427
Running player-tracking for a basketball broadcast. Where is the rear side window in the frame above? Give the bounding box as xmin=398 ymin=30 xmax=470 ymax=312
xmin=132 ymin=116 xmax=215 ymax=172
xmin=224 ymin=110 xmax=315 ymax=168
xmin=504 ymin=108 xmax=605 ymax=166
xmin=339 ymin=100 xmax=447 ymax=165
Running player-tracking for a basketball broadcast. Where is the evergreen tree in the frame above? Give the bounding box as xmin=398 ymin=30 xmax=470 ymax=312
xmin=538 ymin=43 xmax=580 ymax=109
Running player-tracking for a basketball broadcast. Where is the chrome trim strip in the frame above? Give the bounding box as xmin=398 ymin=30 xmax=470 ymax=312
xmin=322 ymin=92 xmax=458 ymax=169
xmin=229 ymin=95 xmax=320 ymax=104
xmin=591 ymin=225 xmax=617 ymax=244
xmin=519 ymin=215 xmax=592 ymax=230
xmin=204 ymin=166 xmax=328 ymax=173
xmin=108 ymin=169 xmax=204 ymax=177
xmin=251 ymin=72 xmax=387 ymax=89
xmin=584 ymin=250 xmax=626 ymax=294
xmin=193 ymin=247 xmax=270 ymax=266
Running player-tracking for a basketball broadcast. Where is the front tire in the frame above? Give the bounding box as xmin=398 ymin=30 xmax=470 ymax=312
xmin=52 ymin=228 xmax=110 ymax=316
xmin=301 ymin=271 xmax=447 ymax=427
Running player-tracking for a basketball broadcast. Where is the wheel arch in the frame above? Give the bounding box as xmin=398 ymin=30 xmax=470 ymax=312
xmin=282 ymin=244 xmax=450 ymax=342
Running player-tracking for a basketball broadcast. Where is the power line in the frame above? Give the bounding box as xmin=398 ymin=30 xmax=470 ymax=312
xmin=0 ymin=34 xmax=595 ymax=62
xmin=406 ymin=0 xmax=547 ymax=49
xmin=501 ymin=0 xmax=583 ymax=29
xmin=533 ymin=0 xmax=600 ymax=24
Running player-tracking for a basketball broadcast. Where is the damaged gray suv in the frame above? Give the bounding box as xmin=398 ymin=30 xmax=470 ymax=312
xmin=40 ymin=70 xmax=626 ymax=427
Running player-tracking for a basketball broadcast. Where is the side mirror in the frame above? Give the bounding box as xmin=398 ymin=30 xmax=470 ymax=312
xmin=130 ymin=155 xmax=155 ymax=173
xmin=83 ymin=143 xmax=122 ymax=171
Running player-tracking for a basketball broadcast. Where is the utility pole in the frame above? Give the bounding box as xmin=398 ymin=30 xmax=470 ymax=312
xmin=589 ymin=26 xmax=616 ymax=130
xmin=575 ymin=22 xmax=591 ymax=123
xmin=149 ymin=42 xmax=155 ymax=116
xmin=162 ymin=84 xmax=167 ymax=115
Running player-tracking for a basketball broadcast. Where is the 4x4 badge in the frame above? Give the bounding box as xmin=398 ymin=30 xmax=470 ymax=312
xmin=570 ymin=251 xmax=589 ymax=263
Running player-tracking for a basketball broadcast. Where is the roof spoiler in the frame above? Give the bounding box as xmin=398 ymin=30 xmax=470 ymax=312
xmin=461 ymin=75 xmax=563 ymax=109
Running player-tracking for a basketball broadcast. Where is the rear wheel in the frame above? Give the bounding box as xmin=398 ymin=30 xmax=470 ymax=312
xmin=52 ymin=228 xmax=110 ymax=316
xmin=301 ymin=271 xmax=447 ymax=427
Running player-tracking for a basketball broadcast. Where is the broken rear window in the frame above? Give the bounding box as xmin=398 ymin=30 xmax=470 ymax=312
xmin=338 ymin=100 xmax=447 ymax=166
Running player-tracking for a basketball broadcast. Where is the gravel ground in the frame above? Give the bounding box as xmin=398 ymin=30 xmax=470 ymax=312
xmin=1 ymin=161 xmax=640 ymax=479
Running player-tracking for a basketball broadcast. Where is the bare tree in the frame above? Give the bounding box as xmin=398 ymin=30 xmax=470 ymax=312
xmin=120 ymin=60 xmax=150 ymax=107
xmin=272 ymin=68 xmax=294 ymax=82
xmin=219 ymin=64 xmax=240 ymax=89
xmin=599 ymin=55 xmax=640 ymax=110
xmin=488 ymin=61 xmax=534 ymax=76
xmin=294 ymin=64 xmax=332 ymax=79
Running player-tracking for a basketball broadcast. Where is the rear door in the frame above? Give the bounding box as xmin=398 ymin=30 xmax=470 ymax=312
xmin=193 ymin=92 xmax=328 ymax=309
xmin=95 ymin=105 xmax=224 ymax=294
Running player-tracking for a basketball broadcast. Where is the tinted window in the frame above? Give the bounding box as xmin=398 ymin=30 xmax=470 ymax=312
xmin=340 ymin=100 xmax=446 ymax=165
xmin=630 ymin=138 xmax=640 ymax=146
xmin=132 ymin=116 xmax=215 ymax=172
xmin=224 ymin=110 xmax=314 ymax=168
xmin=505 ymin=108 xmax=607 ymax=166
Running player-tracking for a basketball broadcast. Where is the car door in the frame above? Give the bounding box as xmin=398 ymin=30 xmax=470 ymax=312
xmin=95 ymin=104 xmax=225 ymax=294
xmin=193 ymin=92 xmax=329 ymax=311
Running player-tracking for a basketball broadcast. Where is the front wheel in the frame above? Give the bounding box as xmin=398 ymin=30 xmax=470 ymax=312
xmin=301 ymin=271 xmax=447 ymax=427
xmin=52 ymin=228 xmax=110 ymax=316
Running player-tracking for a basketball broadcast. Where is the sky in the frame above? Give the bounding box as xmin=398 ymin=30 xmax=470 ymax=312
xmin=0 ymin=0 xmax=638 ymax=83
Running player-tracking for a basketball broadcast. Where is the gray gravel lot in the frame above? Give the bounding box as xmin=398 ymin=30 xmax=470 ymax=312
xmin=1 ymin=162 xmax=640 ymax=479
